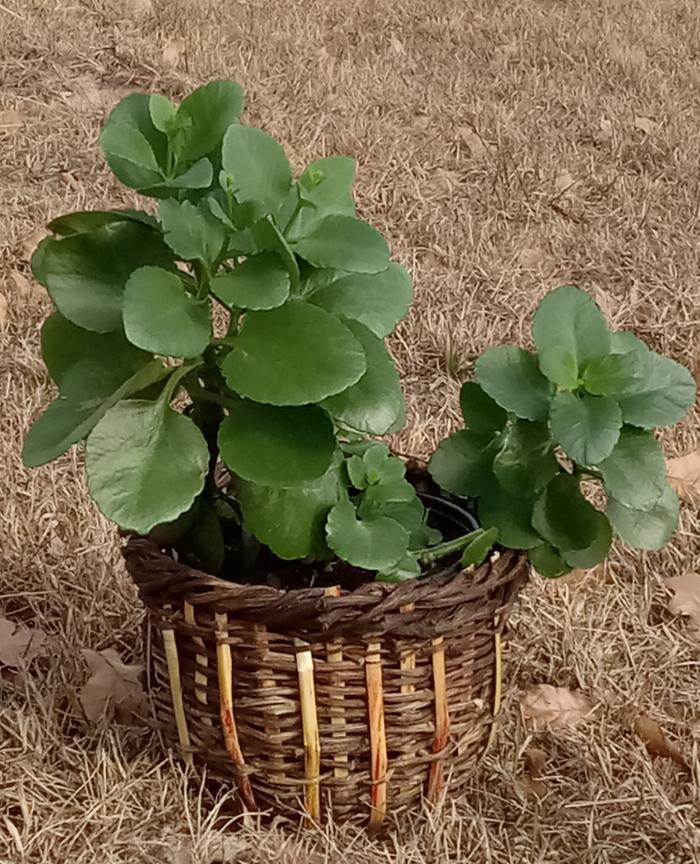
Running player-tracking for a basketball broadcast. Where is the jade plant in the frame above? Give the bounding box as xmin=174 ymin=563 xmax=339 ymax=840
xmin=21 ymin=79 xmax=469 ymax=581
xmin=429 ymin=285 xmax=696 ymax=577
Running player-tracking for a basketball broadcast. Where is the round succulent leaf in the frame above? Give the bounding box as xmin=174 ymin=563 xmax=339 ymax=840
xmin=211 ymin=253 xmax=290 ymax=310
xmin=615 ymin=351 xmax=696 ymax=428
xmin=597 ymin=427 xmax=667 ymax=509
xmin=528 ymin=543 xmax=571 ymax=578
xmin=478 ymin=484 xmax=542 ymax=550
xmin=321 ymin=320 xmax=403 ymax=434
xmin=562 ymin=510 xmax=612 ymax=569
xmin=149 ymin=94 xmax=177 ymax=133
xmin=100 ymin=93 xmax=167 ymax=188
xmin=221 ymin=300 xmax=367 ymax=406
xmin=582 ymin=352 xmax=642 ymax=397
xmin=236 ymin=458 xmax=344 ymax=559
xmin=347 ymin=454 xmax=368 ymax=490
xmin=158 ymin=199 xmax=226 ymax=266
xmin=22 ymin=362 xmax=166 ymax=468
xmin=325 ymin=498 xmax=409 ymax=571
xmin=531 ymin=473 xmax=601 ymax=553
xmin=284 ymin=156 xmax=356 ymax=237
xmin=305 ymin=262 xmax=412 ymax=337
xmin=357 ymin=479 xmax=424 ymax=531
xmin=549 ymin=391 xmax=622 ymax=465
xmin=459 ymin=381 xmax=507 ymax=435
xmin=123 ymin=267 xmax=211 ymax=358
xmin=42 ymin=221 xmax=175 ymax=333
xmin=41 ymin=311 xmax=151 ymax=401
xmin=538 ymin=346 xmax=579 ymax=388
xmin=218 ymin=402 xmax=336 ymax=487
xmin=493 ymin=419 xmax=559 ymax=496
xmin=222 ymin=125 xmax=291 ymax=214
xmin=144 ymin=158 xmax=213 ymax=196
xmin=475 ymin=346 xmax=552 ymax=421
xmin=175 ymin=80 xmax=245 ymax=163
xmin=461 ymin=527 xmax=499 ymax=567
xmin=428 ymin=429 xmax=495 ymax=497
xmin=362 ymin=443 xmax=406 ymax=485
xmin=250 ymin=216 xmax=300 ymax=286
xmin=290 ymin=215 xmax=390 ymax=274
xmin=377 ymin=553 xmax=422 ymax=583
xmin=610 ymin=330 xmax=649 ymax=355
xmin=607 ymin=484 xmax=679 ymax=551
xmin=48 ymin=209 xmax=157 ymax=236
xmin=85 ymin=400 xmax=209 ymax=534
xmin=532 ymin=285 xmax=611 ymax=376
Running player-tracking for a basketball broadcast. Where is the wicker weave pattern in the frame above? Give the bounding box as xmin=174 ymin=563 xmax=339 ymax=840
xmin=124 ymin=538 xmax=527 ymax=826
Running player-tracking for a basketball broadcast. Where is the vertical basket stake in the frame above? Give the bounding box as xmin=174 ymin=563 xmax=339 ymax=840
xmin=215 ymin=611 xmax=257 ymax=811
xmin=161 ymin=606 xmax=193 ymax=767
xmin=295 ymin=638 xmax=321 ymax=825
xmin=252 ymin=624 xmax=285 ymax=780
xmin=483 ymin=627 xmax=503 ymax=756
xmin=365 ymin=640 xmax=388 ymax=833
xmin=324 ymin=587 xmax=348 ymax=782
xmin=399 ymin=603 xmax=416 ymax=695
xmin=183 ymin=601 xmax=211 ymax=725
xmin=426 ymin=635 xmax=449 ymax=803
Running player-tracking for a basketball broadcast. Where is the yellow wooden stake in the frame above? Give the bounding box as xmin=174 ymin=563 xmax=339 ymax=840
xmin=295 ymin=638 xmax=321 ymax=824
xmin=365 ymin=640 xmax=387 ymax=833
xmin=183 ymin=601 xmax=211 ymax=723
xmin=426 ymin=635 xmax=449 ymax=802
xmin=162 ymin=625 xmax=193 ymax=767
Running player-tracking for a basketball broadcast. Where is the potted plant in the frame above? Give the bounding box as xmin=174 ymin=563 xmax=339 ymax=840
xmin=21 ymin=80 xmax=695 ymax=829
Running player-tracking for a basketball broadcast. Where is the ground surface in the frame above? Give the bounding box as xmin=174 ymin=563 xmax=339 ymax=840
xmin=2 ymin=0 xmax=700 ymax=861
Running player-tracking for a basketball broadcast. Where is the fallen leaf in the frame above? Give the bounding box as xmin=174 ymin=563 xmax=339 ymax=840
xmin=79 ymin=648 xmax=148 ymax=724
xmin=634 ymin=116 xmax=660 ymax=135
xmin=518 ymin=247 xmax=545 ymax=269
xmin=555 ymin=169 xmax=575 ymax=194
xmin=0 ymin=109 xmax=22 ymax=132
xmin=521 ymin=747 xmax=548 ymax=796
xmin=0 ymin=293 xmax=7 ymax=327
xmin=458 ymin=126 xmax=492 ymax=159
xmin=10 ymin=270 xmax=32 ymax=296
xmin=666 ymin=573 xmax=700 ymax=631
xmin=162 ymin=38 xmax=185 ymax=69
xmin=667 ymin=450 xmax=700 ymax=504
xmin=0 ymin=618 xmax=47 ymax=667
xmin=596 ymin=117 xmax=613 ymax=142
xmin=634 ymin=716 xmax=690 ymax=770
xmin=521 ymin=684 xmax=593 ymax=729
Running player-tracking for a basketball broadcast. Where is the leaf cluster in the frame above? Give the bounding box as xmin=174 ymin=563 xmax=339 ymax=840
xmin=429 ymin=286 xmax=696 ymax=576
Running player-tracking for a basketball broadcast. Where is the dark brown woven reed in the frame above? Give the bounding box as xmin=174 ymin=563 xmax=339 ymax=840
xmin=124 ymin=537 xmax=527 ymax=828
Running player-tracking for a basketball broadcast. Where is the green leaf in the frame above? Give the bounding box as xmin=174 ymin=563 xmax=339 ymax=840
xmin=305 ymin=262 xmax=412 ymax=336
xmin=347 ymin=454 xmax=368 ymax=489
xmin=175 ymin=498 xmax=225 ymax=574
xmin=250 ymin=216 xmax=300 ymax=286
xmin=42 ymin=221 xmax=175 ymax=333
xmin=100 ymin=93 xmax=167 ymax=188
xmin=459 ymin=381 xmax=507 ymax=435
xmin=290 ymin=215 xmax=390 ymax=274
xmin=176 ymin=80 xmax=245 ymax=163
xmin=325 ymin=498 xmax=409 ymax=571
xmin=582 ymin=352 xmax=641 ymax=397
xmin=532 ymin=285 xmax=611 ymax=378
xmin=478 ymin=484 xmax=541 ymax=549
xmin=538 ymin=346 xmax=579 ymax=389
xmin=362 ymin=444 xmax=405 ymax=485
xmin=597 ymin=427 xmax=667 ymax=509
xmin=158 ymin=199 xmax=226 ymax=266
xmin=236 ymin=457 xmax=344 ymax=559
xmin=562 ymin=510 xmax=612 ymax=569
xmin=123 ymin=267 xmax=211 ymax=358
xmin=149 ymin=94 xmax=177 ymax=133
xmin=221 ymin=300 xmax=367 ymax=406
xmin=222 ymin=125 xmax=291 ymax=214
xmin=610 ymin=330 xmax=649 ymax=354
xmin=321 ymin=320 xmax=403 ymax=434
xmin=475 ymin=347 xmax=552 ymax=421
xmin=211 ymin=253 xmax=290 ymax=310
xmin=145 ymin=158 xmax=213 ymax=195
xmin=493 ymin=420 xmax=558 ymax=496
xmin=549 ymin=391 xmax=622 ymax=464
xmin=607 ymin=484 xmax=679 ymax=551
xmin=532 ymin=474 xmax=601 ymax=553
xmin=41 ymin=311 xmax=151 ymax=401
xmin=218 ymin=402 xmax=336 ymax=487
xmin=284 ymin=156 xmax=356 ymax=237
xmin=428 ymin=430 xmax=495 ymax=497
xmin=22 ymin=361 xmax=165 ymax=467
xmin=48 ymin=209 xmax=158 ymax=236
xmin=461 ymin=527 xmax=499 ymax=567
xmin=357 ymin=479 xmax=424 ymax=533
xmin=377 ymin=553 xmax=422 ymax=582
xmin=528 ymin=543 xmax=571 ymax=578
xmin=85 ymin=398 xmax=209 ymax=533
xmin=615 ymin=351 xmax=696 ymax=428
xmin=30 ymin=237 xmax=51 ymax=287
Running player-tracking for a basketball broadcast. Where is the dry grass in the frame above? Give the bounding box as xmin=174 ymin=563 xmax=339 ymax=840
xmin=2 ymin=0 xmax=700 ymax=860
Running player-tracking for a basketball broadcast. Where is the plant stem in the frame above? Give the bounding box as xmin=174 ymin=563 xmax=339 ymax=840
xmin=186 ymin=383 xmax=238 ymax=410
xmin=414 ymin=530 xmax=482 ymax=564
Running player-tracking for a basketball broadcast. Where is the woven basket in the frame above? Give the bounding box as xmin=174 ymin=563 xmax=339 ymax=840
xmin=124 ymin=537 xmax=528 ymax=829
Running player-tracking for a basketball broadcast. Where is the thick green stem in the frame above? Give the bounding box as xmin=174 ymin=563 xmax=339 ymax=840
xmin=414 ymin=529 xmax=482 ymax=564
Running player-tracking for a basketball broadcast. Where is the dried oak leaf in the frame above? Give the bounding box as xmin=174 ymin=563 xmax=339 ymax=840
xmin=518 ymin=247 xmax=546 ymax=269
xmin=521 ymin=684 xmax=593 ymax=730
xmin=667 ymin=450 xmax=700 ymax=505
xmin=666 ymin=572 xmax=700 ymax=632
xmin=634 ymin=716 xmax=690 ymax=771
xmin=634 ymin=116 xmax=660 ymax=135
xmin=162 ymin=38 xmax=185 ymax=69
xmin=0 ymin=618 xmax=47 ymax=667
xmin=79 ymin=648 xmax=148 ymax=724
